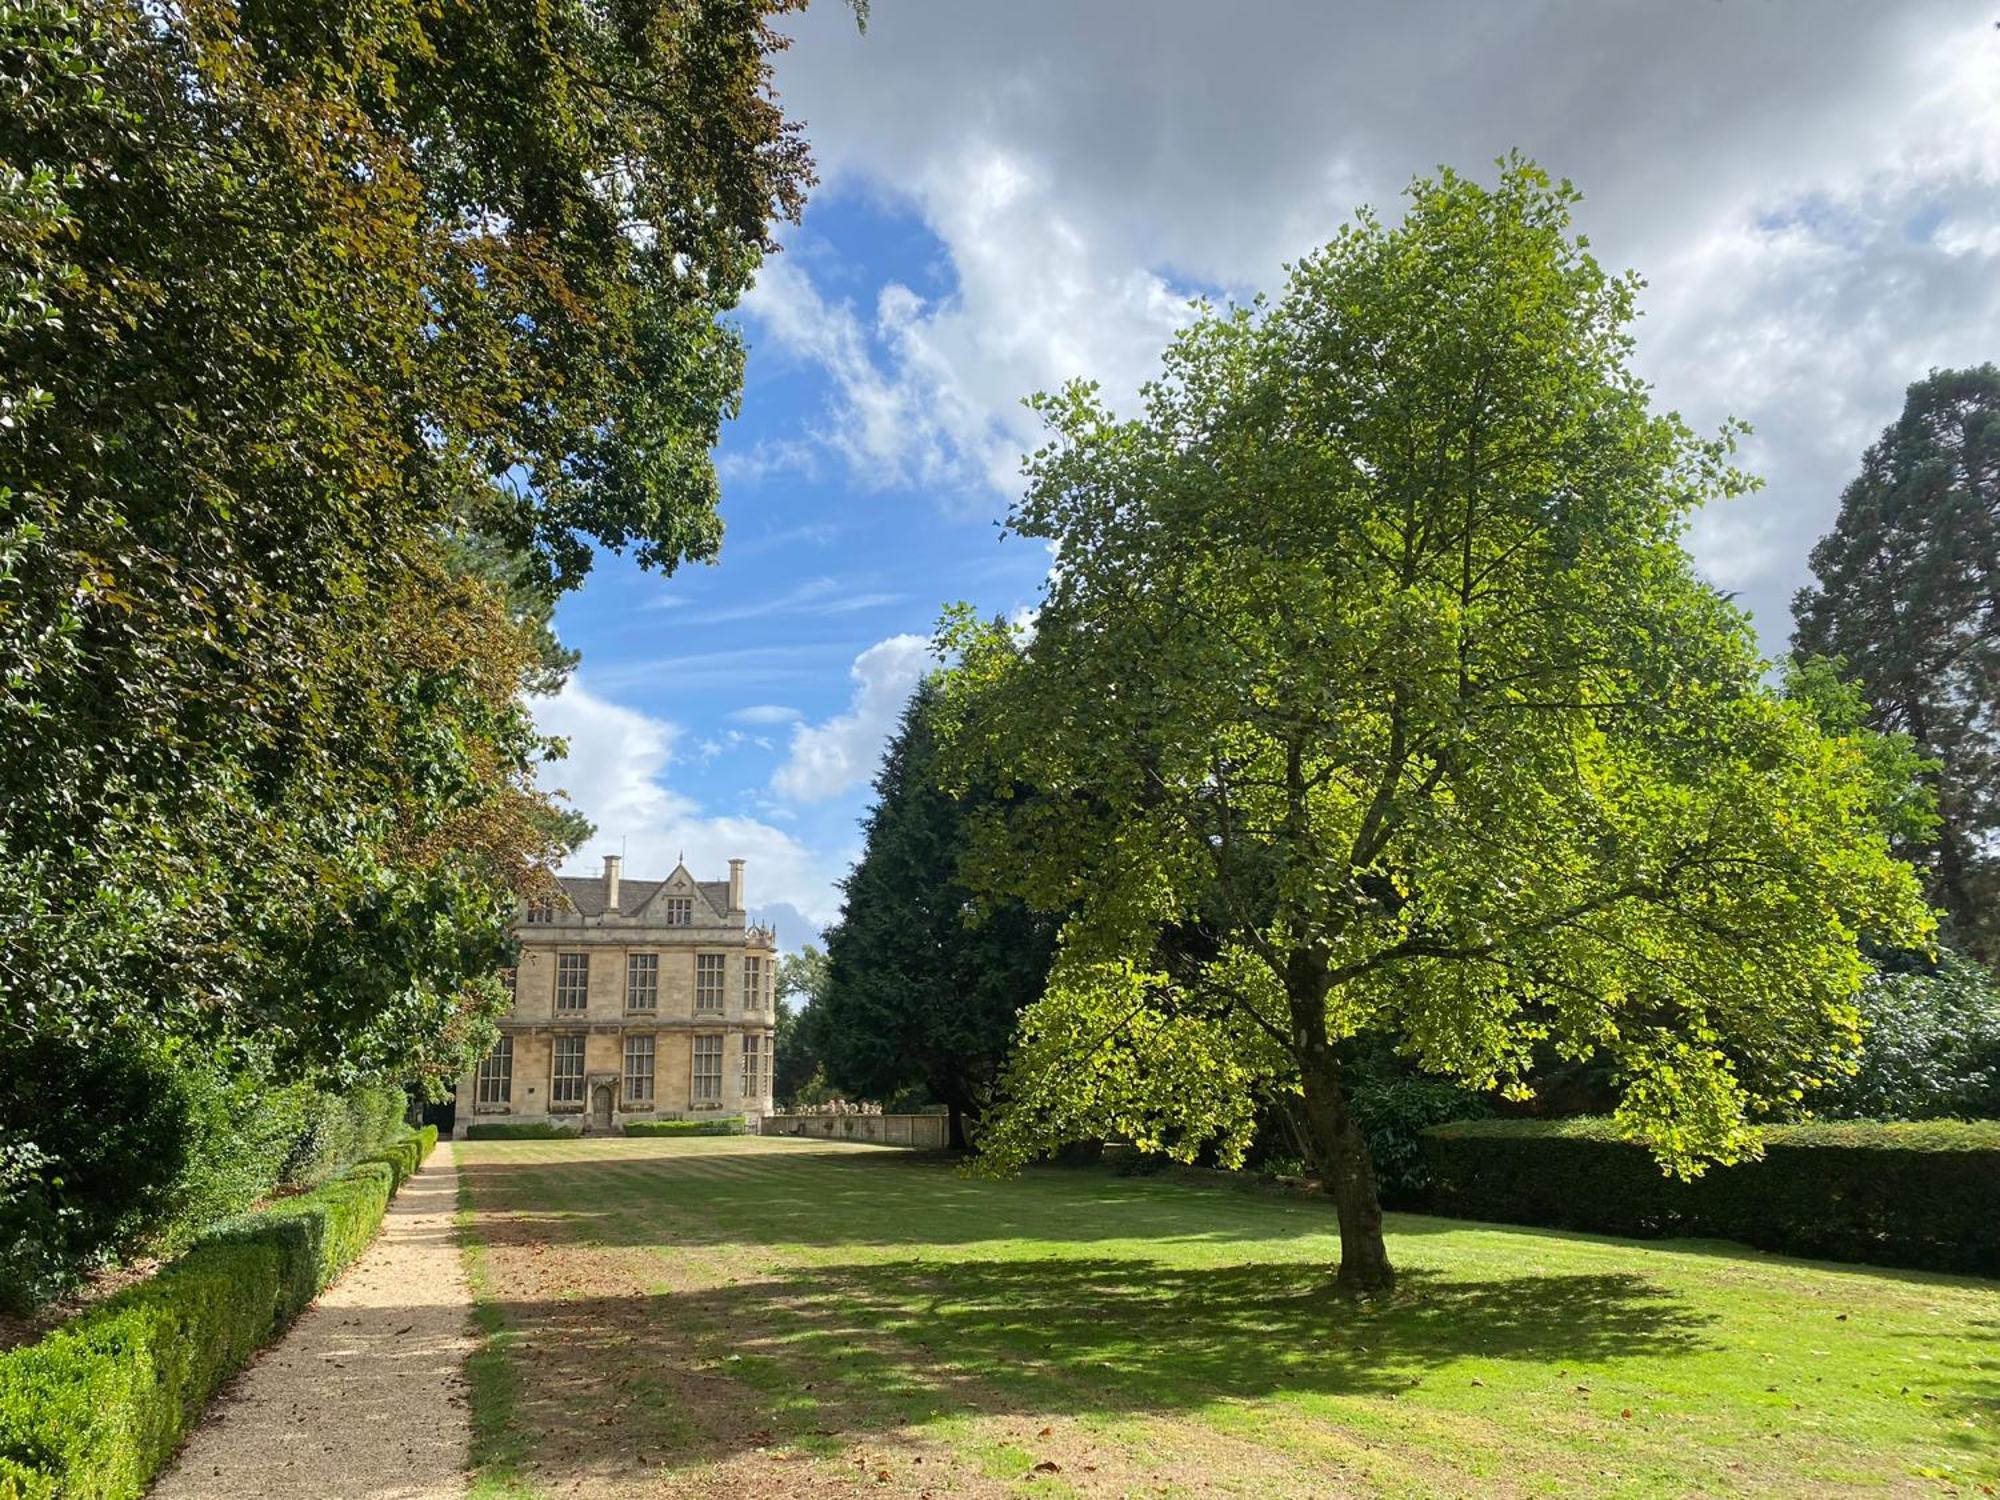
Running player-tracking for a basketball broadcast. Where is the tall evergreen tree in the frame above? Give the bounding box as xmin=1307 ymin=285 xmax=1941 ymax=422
xmin=1793 ymin=366 xmax=2000 ymax=961
xmin=818 ymin=680 xmax=1058 ymax=1149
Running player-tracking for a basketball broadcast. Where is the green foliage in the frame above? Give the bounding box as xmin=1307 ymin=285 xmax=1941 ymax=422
xmin=623 ymin=1117 xmax=746 ymax=1137
xmin=1420 ymin=1117 xmax=1999 ymax=1274
xmin=1792 ymin=366 xmax=2000 ymax=960
xmin=0 ymin=0 xmax=819 ymax=1301
xmin=0 ymin=1051 xmax=407 ymax=1312
xmin=1345 ymin=1073 xmax=1491 ymax=1202
xmin=0 ymin=1127 xmax=433 ymax=1500
xmin=1812 ymin=952 xmax=2000 ymax=1120
xmin=818 ymin=680 xmax=1059 ymax=1143
xmin=774 ymin=945 xmax=829 ymax=1108
xmin=277 ymin=1083 xmax=408 ymax=1191
xmin=935 ymin=160 xmax=1932 ymax=1289
xmin=462 ymin=1122 xmax=581 ymax=1141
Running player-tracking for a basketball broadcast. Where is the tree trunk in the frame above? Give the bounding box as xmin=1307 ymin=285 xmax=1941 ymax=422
xmin=1296 ymin=1030 xmax=1395 ymax=1295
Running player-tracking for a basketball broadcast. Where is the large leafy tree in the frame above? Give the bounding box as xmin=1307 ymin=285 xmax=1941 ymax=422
xmin=1792 ymin=366 xmax=2000 ymax=961
xmin=0 ymin=0 xmax=822 ymax=1294
xmin=936 ymin=161 xmax=1932 ymax=1293
xmin=819 ymin=680 xmax=1059 ymax=1148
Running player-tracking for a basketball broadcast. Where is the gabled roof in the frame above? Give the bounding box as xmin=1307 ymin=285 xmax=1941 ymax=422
xmin=554 ymin=876 xmax=664 ymax=917
xmin=548 ymin=862 xmax=741 ymax=923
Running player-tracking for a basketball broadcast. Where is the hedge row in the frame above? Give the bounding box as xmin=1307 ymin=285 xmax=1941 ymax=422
xmin=624 ymin=1117 xmax=746 ymax=1138
xmin=1419 ymin=1118 xmax=2000 ymax=1275
xmin=0 ymin=1125 xmax=437 ymax=1500
xmin=462 ymin=1121 xmax=580 ymax=1140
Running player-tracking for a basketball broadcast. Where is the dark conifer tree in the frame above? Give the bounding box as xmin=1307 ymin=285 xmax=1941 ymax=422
xmin=817 ymin=680 xmax=1057 ymax=1149
xmin=1793 ymin=366 xmax=2000 ymax=960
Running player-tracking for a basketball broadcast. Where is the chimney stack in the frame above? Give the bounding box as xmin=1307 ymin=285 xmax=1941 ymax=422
xmin=727 ymin=858 xmax=745 ymax=913
xmin=603 ymin=853 xmax=622 ymax=912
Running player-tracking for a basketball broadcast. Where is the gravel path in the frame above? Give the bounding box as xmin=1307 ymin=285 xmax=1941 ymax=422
xmin=152 ymin=1143 xmax=475 ymax=1500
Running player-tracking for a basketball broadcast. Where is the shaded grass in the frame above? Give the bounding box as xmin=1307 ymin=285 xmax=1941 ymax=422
xmin=454 ymin=1151 xmax=544 ymax=1500
xmin=457 ymin=1135 xmax=2000 ymax=1497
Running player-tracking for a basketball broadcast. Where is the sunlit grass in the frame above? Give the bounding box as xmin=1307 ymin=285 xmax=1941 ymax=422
xmin=457 ymin=1135 xmax=1999 ymax=1497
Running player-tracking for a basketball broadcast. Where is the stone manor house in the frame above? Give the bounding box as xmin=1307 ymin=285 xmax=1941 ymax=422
xmin=453 ymin=855 xmax=778 ymax=1136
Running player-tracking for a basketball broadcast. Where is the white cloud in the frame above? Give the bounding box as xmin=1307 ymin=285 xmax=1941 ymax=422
xmin=754 ymin=0 xmax=2000 ymax=644
xmin=586 ymin=643 xmax=847 ymax=693
xmin=730 ymin=703 xmax=804 ymax=725
xmin=770 ymin=633 xmax=932 ymax=802
xmin=713 ymin=437 xmax=823 ymax=489
xmin=532 ymin=677 xmax=845 ymax=924
xmin=680 ymin=575 xmax=905 ymax=625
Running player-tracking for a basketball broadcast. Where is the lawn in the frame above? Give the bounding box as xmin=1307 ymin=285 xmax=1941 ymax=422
xmin=454 ymin=1134 xmax=1998 ymax=1498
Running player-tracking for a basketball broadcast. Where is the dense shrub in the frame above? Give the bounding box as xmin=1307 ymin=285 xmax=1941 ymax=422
xmin=0 ymin=1034 xmax=196 ymax=1313
xmin=0 ymin=1066 xmax=412 ymax=1316
xmin=0 ymin=1126 xmax=434 ymax=1500
xmin=1814 ymin=952 xmax=2000 ymax=1120
xmin=146 ymin=1071 xmax=313 ymax=1259
xmin=623 ymin=1117 xmax=746 ymax=1138
xmin=278 ymin=1084 xmax=408 ymax=1189
xmin=463 ymin=1122 xmax=581 ymax=1140
xmin=1420 ymin=1117 xmax=2000 ymax=1275
xmin=1347 ymin=1074 xmax=1490 ymax=1202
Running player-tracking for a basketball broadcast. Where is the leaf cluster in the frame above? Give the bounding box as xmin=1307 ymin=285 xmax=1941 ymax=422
xmin=0 ymin=0 xmax=816 ymax=1293
xmin=940 ymin=159 xmax=1934 ymax=1179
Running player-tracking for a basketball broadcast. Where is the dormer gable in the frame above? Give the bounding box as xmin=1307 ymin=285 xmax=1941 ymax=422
xmin=625 ymin=861 xmax=728 ymax=927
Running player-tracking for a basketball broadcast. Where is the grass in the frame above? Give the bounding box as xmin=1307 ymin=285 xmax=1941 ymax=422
xmin=454 ymin=1135 xmax=2000 ymax=1498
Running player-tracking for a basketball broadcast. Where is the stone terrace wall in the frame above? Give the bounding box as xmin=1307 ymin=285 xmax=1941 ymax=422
xmin=761 ymin=1113 xmax=950 ymax=1149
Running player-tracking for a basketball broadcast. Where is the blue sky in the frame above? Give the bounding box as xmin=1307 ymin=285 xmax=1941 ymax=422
xmin=536 ymin=2 xmax=2000 ymax=949
xmin=537 ymin=188 xmax=1059 ymax=948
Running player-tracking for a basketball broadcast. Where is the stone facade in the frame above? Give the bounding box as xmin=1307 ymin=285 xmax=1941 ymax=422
xmin=452 ymin=855 xmax=778 ymax=1138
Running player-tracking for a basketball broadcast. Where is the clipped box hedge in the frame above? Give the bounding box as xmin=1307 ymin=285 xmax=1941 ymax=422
xmin=1419 ymin=1117 xmax=2000 ymax=1275
xmin=0 ymin=1125 xmax=437 ymax=1500
xmin=462 ymin=1121 xmax=580 ymax=1140
xmin=624 ymin=1116 xmax=745 ymax=1138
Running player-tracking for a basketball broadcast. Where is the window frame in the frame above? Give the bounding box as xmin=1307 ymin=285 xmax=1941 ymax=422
xmin=664 ymin=895 xmax=694 ymax=926
xmin=525 ymin=895 xmax=556 ymax=924
xmin=625 ymin=952 xmax=659 ymax=1013
xmin=691 ymin=1034 xmax=722 ymax=1103
xmin=740 ymin=1032 xmax=767 ymax=1100
xmin=743 ymin=955 xmax=763 ymax=1013
xmin=554 ymin=951 xmax=590 ymax=1013
xmin=623 ymin=1034 xmax=655 ymax=1105
xmin=551 ymin=1035 xmax=586 ymax=1107
xmin=694 ymin=953 xmax=726 ymax=1014
xmin=475 ymin=1036 xmax=513 ymax=1110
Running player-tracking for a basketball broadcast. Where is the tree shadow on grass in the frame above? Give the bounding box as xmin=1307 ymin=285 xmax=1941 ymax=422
xmin=456 ymin=1145 xmax=1366 ymax=1253
xmin=1894 ymin=1317 xmax=2000 ymax=1463
xmin=477 ymin=1253 xmax=1717 ymax=1487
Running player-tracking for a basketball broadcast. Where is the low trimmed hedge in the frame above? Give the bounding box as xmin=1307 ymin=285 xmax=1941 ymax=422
xmin=624 ymin=1116 xmax=745 ymax=1138
xmin=0 ymin=1125 xmax=437 ymax=1499
xmin=462 ymin=1121 xmax=580 ymax=1140
xmin=1420 ymin=1117 xmax=2000 ymax=1275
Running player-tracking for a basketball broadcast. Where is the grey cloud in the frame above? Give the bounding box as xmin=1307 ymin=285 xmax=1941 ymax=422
xmin=755 ymin=1 xmax=1999 ymax=648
